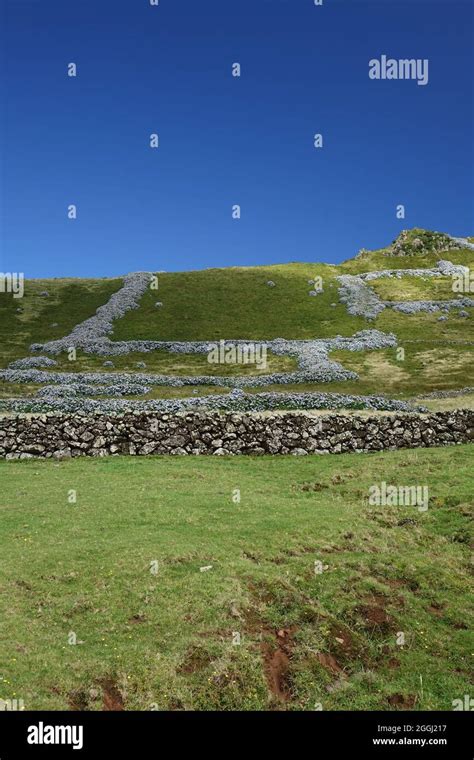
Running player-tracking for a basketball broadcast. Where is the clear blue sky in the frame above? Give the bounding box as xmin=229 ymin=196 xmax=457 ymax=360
xmin=1 ymin=0 xmax=473 ymax=277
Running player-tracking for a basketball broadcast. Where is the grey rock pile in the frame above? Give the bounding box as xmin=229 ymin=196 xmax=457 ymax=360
xmin=8 ymin=356 xmax=58 ymax=369
xmin=391 ymin=297 xmax=474 ymax=314
xmin=35 ymin=381 xmax=151 ymax=399
xmin=0 ymin=331 xmax=398 ymax=404
xmin=0 ymin=388 xmax=424 ymax=416
xmin=336 ymin=275 xmax=386 ymax=319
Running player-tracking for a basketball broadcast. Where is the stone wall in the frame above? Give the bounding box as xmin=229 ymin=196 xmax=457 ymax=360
xmin=0 ymin=410 xmax=472 ymax=459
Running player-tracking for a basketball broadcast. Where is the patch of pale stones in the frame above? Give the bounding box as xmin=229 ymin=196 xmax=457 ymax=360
xmin=0 ymin=390 xmax=425 ymax=417
xmin=2 ymin=331 xmax=397 ymax=406
xmin=336 ymin=259 xmax=474 ymax=319
xmin=9 ymin=356 xmax=58 ymax=369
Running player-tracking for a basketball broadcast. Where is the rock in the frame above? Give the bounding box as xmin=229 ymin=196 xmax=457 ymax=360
xmin=139 ymin=442 xmax=156 ymax=455
xmin=164 ymin=435 xmax=186 ymax=447
xmin=9 ymin=356 xmax=58 ymax=369
xmin=53 ymin=449 xmax=71 ymax=459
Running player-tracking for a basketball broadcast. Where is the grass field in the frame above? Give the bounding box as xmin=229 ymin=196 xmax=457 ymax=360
xmin=111 ymin=263 xmax=364 ymax=342
xmin=44 ymin=349 xmax=297 ymax=376
xmin=1 ymin=446 xmax=472 ymax=711
xmin=370 ymin=276 xmax=460 ymax=302
xmin=0 ymin=279 xmax=122 ymax=369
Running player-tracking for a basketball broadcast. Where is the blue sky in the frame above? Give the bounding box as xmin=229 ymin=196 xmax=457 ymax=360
xmin=1 ymin=0 xmax=473 ymax=277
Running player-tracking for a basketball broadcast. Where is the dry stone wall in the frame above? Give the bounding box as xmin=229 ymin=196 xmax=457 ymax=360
xmin=0 ymin=410 xmax=472 ymax=459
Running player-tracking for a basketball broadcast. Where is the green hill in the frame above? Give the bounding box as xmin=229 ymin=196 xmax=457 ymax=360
xmin=1 ymin=229 xmax=473 ymax=405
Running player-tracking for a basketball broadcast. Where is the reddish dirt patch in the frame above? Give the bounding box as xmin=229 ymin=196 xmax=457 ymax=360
xmin=316 ymin=652 xmax=344 ymax=675
xmin=68 ymin=689 xmax=89 ymax=711
xmin=247 ymin=581 xmax=275 ymax=605
xmin=261 ymin=627 xmax=296 ymax=702
xmin=385 ymin=579 xmax=405 ymax=589
xmin=329 ymin=623 xmax=372 ymax=669
xmin=355 ymin=595 xmax=394 ymax=634
xmin=387 ymin=693 xmax=417 ymax=709
xmin=177 ymin=646 xmax=213 ymax=675
xmin=427 ymin=602 xmax=445 ymax=618
xmin=362 ymin=606 xmax=391 ymax=627
xmin=100 ymin=678 xmax=124 ymax=711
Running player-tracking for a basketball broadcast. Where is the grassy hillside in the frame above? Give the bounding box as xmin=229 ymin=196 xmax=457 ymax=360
xmin=1 ymin=445 xmax=472 ymax=711
xmin=1 ymin=230 xmax=473 ymax=403
xmin=112 ymin=255 xmax=474 ymax=343
xmin=371 ymin=276 xmax=461 ymax=302
xmin=0 ymin=279 xmax=122 ymax=369
xmin=112 ymin=263 xmax=368 ymax=342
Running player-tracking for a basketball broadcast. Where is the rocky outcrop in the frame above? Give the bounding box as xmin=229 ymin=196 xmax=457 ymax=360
xmin=386 ymin=230 xmax=461 ymax=257
xmin=0 ymin=409 xmax=472 ymax=459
